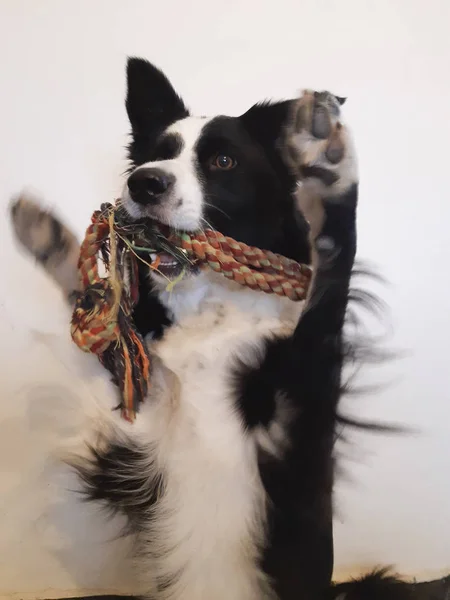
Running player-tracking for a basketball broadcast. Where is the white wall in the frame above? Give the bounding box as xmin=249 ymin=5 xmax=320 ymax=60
xmin=0 ymin=0 xmax=449 ymax=596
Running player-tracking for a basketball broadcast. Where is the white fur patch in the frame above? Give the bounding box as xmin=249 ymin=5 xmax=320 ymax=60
xmin=122 ymin=117 xmax=210 ymax=231
xmin=136 ymin=277 xmax=300 ymax=599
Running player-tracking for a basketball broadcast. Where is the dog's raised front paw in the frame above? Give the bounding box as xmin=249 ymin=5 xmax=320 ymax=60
xmin=10 ymin=192 xmax=81 ymax=297
xmin=285 ymin=90 xmax=358 ymax=197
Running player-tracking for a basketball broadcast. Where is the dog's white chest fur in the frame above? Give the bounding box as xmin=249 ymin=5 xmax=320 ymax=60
xmin=133 ymin=273 xmax=302 ymax=599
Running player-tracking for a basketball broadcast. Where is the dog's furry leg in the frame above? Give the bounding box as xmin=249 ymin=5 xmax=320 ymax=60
xmin=10 ymin=193 xmax=82 ymax=302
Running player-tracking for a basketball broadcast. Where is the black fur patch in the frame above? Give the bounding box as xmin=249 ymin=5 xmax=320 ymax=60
xmin=73 ymin=437 xmax=164 ymax=534
xmin=301 ymin=165 xmax=339 ymax=187
xmin=132 ymin=258 xmax=172 ymax=339
xmin=194 ymin=111 xmax=310 ymax=264
xmin=231 ymin=187 xmax=364 ymax=599
xmin=38 ymin=215 xmax=69 ymax=264
xmin=126 ymin=57 xmax=189 ymax=168
xmin=152 ymin=133 xmax=184 ymax=162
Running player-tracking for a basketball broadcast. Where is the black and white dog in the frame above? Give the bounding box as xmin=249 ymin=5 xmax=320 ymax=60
xmin=11 ymin=57 xmax=366 ymax=600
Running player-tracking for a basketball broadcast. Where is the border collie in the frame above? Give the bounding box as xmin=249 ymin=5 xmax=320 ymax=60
xmin=11 ymin=57 xmax=360 ymax=600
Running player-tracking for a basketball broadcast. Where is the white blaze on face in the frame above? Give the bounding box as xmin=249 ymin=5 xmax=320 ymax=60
xmin=122 ymin=116 xmax=211 ymax=231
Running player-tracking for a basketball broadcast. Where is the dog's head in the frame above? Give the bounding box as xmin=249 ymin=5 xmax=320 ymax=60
xmin=122 ymin=57 xmax=310 ymax=279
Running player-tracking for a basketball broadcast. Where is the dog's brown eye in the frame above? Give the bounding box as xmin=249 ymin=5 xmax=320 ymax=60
xmin=211 ymin=154 xmax=236 ymax=170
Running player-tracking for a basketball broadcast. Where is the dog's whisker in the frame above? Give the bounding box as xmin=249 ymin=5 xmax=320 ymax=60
xmin=203 ymin=202 xmax=231 ymax=221
xmin=200 ymin=217 xmax=217 ymax=233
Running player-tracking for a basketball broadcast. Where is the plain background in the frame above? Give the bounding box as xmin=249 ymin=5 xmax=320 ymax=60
xmin=0 ymin=0 xmax=449 ymax=597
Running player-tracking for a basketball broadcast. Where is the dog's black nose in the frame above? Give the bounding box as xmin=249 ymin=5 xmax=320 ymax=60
xmin=127 ymin=168 xmax=174 ymax=205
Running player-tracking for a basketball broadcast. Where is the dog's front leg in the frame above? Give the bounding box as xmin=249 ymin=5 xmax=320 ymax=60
xmin=10 ymin=193 xmax=82 ymax=302
xmin=234 ymin=91 xmax=358 ymax=600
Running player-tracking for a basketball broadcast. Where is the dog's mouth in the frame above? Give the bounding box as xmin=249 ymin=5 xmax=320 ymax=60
xmin=150 ymin=251 xmax=192 ymax=279
xmin=117 ymin=202 xmax=200 ymax=281
xmin=144 ymin=226 xmax=200 ymax=281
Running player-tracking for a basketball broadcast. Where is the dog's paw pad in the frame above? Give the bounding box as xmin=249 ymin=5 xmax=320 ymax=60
xmin=324 ymin=124 xmax=346 ymax=164
xmin=285 ymin=90 xmax=357 ymax=196
xmin=311 ymin=103 xmax=333 ymax=139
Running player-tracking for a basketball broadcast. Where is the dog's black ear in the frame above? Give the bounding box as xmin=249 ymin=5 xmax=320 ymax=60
xmin=126 ymin=57 xmax=189 ymax=136
xmin=240 ymin=100 xmax=292 ymax=150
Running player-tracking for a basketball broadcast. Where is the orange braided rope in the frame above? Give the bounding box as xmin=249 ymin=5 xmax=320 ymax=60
xmin=71 ymin=206 xmax=150 ymax=422
xmin=71 ymin=202 xmax=312 ymax=422
xmin=171 ymin=230 xmax=311 ymax=301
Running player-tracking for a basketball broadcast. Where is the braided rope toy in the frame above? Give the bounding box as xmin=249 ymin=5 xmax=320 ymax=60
xmin=71 ymin=202 xmax=312 ymax=422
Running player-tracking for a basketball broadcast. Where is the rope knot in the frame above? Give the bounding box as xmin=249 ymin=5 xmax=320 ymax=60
xmin=71 ymin=280 xmax=119 ymax=355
